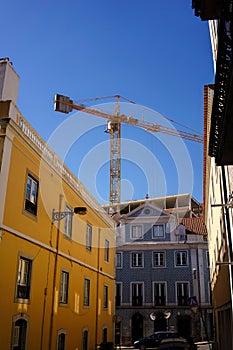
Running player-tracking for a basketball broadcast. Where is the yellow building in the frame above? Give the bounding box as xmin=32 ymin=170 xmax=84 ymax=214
xmin=203 ymin=84 xmax=233 ymax=350
xmin=0 ymin=58 xmax=115 ymax=350
xmin=192 ymin=2 xmax=233 ymax=348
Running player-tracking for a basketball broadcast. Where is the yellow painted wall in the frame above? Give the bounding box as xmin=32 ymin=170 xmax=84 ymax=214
xmin=0 ymin=109 xmax=115 ymax=349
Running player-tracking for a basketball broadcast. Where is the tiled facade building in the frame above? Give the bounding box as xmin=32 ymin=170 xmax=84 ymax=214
xmin=112 ymin=197 xmax=213 ymax=346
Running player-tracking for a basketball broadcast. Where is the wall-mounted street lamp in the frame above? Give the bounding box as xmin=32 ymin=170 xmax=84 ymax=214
xmin=52 ymin=206 xmax=87 ymax=222
xmin=149 ymin=311 xmax=171 ymax=321
xmin=216 ymin=261 xmax=233 ymax=266
xmin=48 ymin=205 xmax=87 ymax=349
xmin=211 ymin=192 xmax=233 ymax=208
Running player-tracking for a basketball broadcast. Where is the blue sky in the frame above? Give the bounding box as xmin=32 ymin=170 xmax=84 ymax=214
xmin=1 ymin=0 xmax=214 ymax=204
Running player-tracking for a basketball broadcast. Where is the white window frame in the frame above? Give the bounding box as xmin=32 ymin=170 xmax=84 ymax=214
xmin=131 ymin=225 xmax=143 ymax=239
xmin=12 ymin=326 xmax=20 ymax=347
xmin=175 ymin=251 xmax=188 ymax=267
xmin=115 ymin=252 xmax=123 ymax=268
xmin=103 ymin=285 xmax=108 ymax=309
xmin=152 ymin=251 xmax=166 ymax=267
xmin=57 ymin=329 xmax=66 ymax=350
xmin=152 ymin=224 xmax=165 ymax=238
xmin=16 ymin=256 xmax=32 ymax=301
xmin=176 ymin=224 xmax=187 ymax=242
xmin=131 ymin=252 xmax=144 ymax=268
xmin=83 ymin=278 xmax=90 ymax=307
xmin=131 ymin=282 xmax=144 ymax=306
xmin=86 ymin=223 xmax=92 ymax=251
xmin=104 ymin=239 xmax=109 ymax=262
xmin=59 ymin=270 xmax=69 ymax=304
xmin=25 ymin=173 xmax=39 ymax=216
xmin=11 ymin=314 xmax=29 ymax=350
xmin=64 ymin=204 xmax=72 ymax=239
xmin=176 ymin=282 xmax=189 ymax=306
xmin=153 ymin=281 xmax=167 ymax=306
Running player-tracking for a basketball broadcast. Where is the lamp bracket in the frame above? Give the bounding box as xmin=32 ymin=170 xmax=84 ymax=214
xmin=52 ymin=211 xmax=73 ymax=223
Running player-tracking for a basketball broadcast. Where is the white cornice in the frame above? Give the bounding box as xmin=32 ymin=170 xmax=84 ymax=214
xmin=3 ymin=105 xmax=114 ymax=228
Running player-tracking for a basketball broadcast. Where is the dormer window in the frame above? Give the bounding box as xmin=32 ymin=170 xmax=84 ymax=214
xmin=176 ymin=224 xmax=187 ymax=242
xmin=131 ymin=225 xmax=143 ymax=239
xmin=152 ymin=224 xmax=165 ymax=239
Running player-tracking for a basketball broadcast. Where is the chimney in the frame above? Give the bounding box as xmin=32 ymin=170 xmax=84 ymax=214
xmin=0 ymin=58 xmax=20 ymax=105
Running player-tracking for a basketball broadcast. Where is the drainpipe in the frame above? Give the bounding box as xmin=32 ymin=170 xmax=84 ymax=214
xmin=48 ymin=194 xmax=63 ymax=350
xmin=95 ymin=228 xmax=101 ymax=348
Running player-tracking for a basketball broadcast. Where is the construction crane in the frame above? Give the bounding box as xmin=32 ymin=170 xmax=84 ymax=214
xmin=54 ymin=94 xmax=203 ymax=207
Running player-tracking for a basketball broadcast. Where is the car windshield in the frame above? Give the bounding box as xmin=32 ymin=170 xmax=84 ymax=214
xmin=157 ymin=333 xmax=178 ymax=340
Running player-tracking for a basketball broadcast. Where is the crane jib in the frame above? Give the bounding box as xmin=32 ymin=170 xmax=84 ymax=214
xmin=54 ymin=94 xmax=203 ymax=205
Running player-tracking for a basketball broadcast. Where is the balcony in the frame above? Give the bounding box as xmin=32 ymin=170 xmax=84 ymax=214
xmin=132 ymin=296 xmax=143 ymax=306
xmin=208 ymin=1 xmax=233 ymax=165
xmin=192 ymin=0 xmax=220 ymax=20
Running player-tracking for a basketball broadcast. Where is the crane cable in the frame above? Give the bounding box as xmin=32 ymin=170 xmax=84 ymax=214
xmin=74 ymin=95 xmax=202 ymax=136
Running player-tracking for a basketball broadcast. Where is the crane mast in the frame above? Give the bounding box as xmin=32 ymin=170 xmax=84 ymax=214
xmin=54 ymin=94 xmax=203 ymax=208
xmin=105 ymin=96 xmax=121 ymax=205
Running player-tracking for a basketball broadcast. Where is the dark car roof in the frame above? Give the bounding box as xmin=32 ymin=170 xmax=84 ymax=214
xmin=159 ymin=338 xmax=190 ymax=349
xmin=153 ymin=331 xmax=179 ymax=338
xmin=154 ymin=331 xmax=178 ymax=335
xmin=133 ymin=331 xmax=180 ymax=348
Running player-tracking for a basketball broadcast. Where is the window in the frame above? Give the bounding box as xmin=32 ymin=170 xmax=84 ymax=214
xmin=25 ymin=174 xmax=38 ymax=216
xmin=82 ymin=329 xmax=88 ymax=350
xmin=208 ymin=282 xmax=213 ymax=305
xmin=84 ymin=278 xmax=90 ymax=306
xmin=131 ymin=225 xmax=143 ymax=239
xmin=64 ymin=204 xmax=72 ymax=238
xmin=86 ymin=224 xmax=92 ymax=251
xmin=153 ymin=224 xmax=165 ymax=238
xmin=104 ymin=285 xmax=108 ymax=308
xmin=132 ymin=283 xmax=143 ymax=306
xmin=178 ymin=233 xmax=187 ymax=242
xmin=154 ymin=282 xmax=166 ymax=306
xmin=177 ymin=282 xmax=189 ymax=306
xmin=115 ymin=252 xmax=122 ymax=268
xmin=57 ymin=331 xmax=66 ymax=350
xmin=115 ymin=283 xmax=122 ymax=306
xmin=12 ymin=317 xmax=28 ymax=350
xmin=105 ymin=239 xmax=109 ymax=262
xmin=131 ymin=252 xmax=143 ymax=267
xmin=16 ymin=256 xmax=32 ymax=300
xmin=206 ymin=251 xmax=210 ymax=267
xmin=12 ymin=326 xmax=20 ymax=347
xmin=175 ymin=251 xmax=188 ymax=266
xmin=176 ymin=224 xmax=187 ymax=242
xmin=59 ymin=271 xmax=69 ymax=304
xmin=153 ymin=252 xmax=165 ymax=267
xmin=103 ymin=327 xmax=107 ymax=343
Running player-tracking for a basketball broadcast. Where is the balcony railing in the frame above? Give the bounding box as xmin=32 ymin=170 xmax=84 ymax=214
xmin=132 ymin=296 xmax=143 ymax=306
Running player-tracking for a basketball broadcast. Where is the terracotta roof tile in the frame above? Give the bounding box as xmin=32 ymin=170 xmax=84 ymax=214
xmin=179 ymin=217 xmax=207 ymax=235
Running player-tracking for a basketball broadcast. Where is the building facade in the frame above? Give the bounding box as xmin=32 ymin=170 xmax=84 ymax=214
xmin=192 ymin=1 xmax=233 ymax=349
xmin=0 ymin=58 xmax=115 ymax=350
xmin=203 ymin=85 xmax=233 ymax=350
xmin=113 ymin=197 xmax=213 ymax=346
